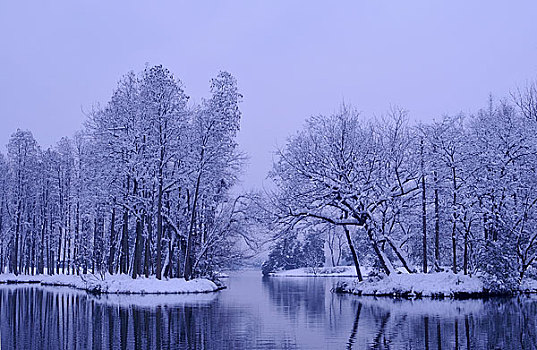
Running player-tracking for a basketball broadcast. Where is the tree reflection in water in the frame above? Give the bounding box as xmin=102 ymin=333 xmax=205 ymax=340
xmin=346 ymin=303 xmax=361 ymax=349
xmin=1 ymin=275 xmax=537 ymax=349
xmin=0 ymin=286 xmax=226 ymax=349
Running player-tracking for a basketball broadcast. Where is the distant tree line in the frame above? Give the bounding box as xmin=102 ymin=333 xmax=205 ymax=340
xmin=0 ymin=65 xmax=250 ymax=280
xmin=265 ymin=82 xmax=537 ymax=290
xmin=261 ymin=230 xmax=325 ymax=276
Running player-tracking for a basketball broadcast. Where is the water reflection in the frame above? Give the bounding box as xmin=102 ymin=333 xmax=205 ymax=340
xmin=0 ymin=286 xmax=221 ymax=349
xmin=351 ymin=296 xmax=536 ymax=349
xmin=1 ymin=273 xmax=536 ymax=349
xmin=261 ymin=276 xmax=537 ymax=349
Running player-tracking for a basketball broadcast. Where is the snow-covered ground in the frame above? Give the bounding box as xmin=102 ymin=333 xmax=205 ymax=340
xmin=271 ymin=266 xmax=537 ymax=297
xmin=521 ymin=278 xmax=537 ymax=293
xmin=338 ymin=272 xmax=486 ymax=298
xmin=0 ymin=273 xmax=220 ymax=294
xmin=268 ymin=265 xmax=411 ymax=277
xmin=269 ymin=266 xmax=368 ymax=277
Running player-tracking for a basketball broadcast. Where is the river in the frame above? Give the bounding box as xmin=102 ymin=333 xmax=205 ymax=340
xmin=1 ymin=270 xmax=536 ymax=349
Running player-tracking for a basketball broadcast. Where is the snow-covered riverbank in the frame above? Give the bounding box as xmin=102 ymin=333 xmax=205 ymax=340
xmin=335 ymin=272 xmax=537 ymax=298
xmin=268 ymin=266 xmax=537 ymax=298
xmin=268 ymin=265 xmax=411 ymax=278
xmin=0 ymin=273 xmax=221 ymax=294
xmin=268 ymin=266 xmax=365 ymax=277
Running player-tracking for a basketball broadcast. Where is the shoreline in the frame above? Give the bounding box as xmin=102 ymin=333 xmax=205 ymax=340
xmin=0 ymin=273 xmax=224 ymax=295
xmin=267 ymin=266 xmax=364 ymax=278
xmin=267 ymin=267 xmax=537 ymax=299
xmin=333 ymin=285 xmax=525 ymax=300
xmin=333 ymin=271 xmax=537 ymax=299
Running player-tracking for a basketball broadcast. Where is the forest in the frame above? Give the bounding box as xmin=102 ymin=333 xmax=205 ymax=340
xmin=2 ymin=65 xmax=537 ymax=292
xmin=0 ymin=65 xmax=250 ymax=281
xmin=263 ymin=82 xmax=537 ymax=291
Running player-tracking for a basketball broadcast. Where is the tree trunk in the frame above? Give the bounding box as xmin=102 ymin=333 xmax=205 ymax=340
xmin=156 ymin=120 xmax=166 ymax=280
xmin=463 ymin=224 xmax=469 ymax=275
xmin=92 ymin=213 xmax=104 ymax=275
xmin=66 ymin=200 xmax=71 ymax=275
xmin=92 ymin=218 xmax=96 ymax=274
xmin=421 ymin=140 xmax=428 ymax=273
xmin=82 ymin=218 xmax=88 ymax=275
xmin=385 ymin=236 xmax=414 ymax=273
xmin=184 ymin=172 xmax=202 ymax=281
xmin=177 ymin=237 xmax=186 ymax=278
xmin=74 ymin=199 xmax=79 ymax=274
xmin=434 ymin=171 xmax=440 ymax=270
xmin=39 ymin=218 xmax=46 ymax=274
xmin=50 ymin=250 xmax=55 ymax=276
xmin=19 ymin=231 xmax=25 ymax=275
xmin=132 ymin=213 xmax=144 ymax=279
xmin=12 ymin=201 xmax=22 ymax=275
xmin=57 ymin=226 xmax=62 ymax=275
xmin=64 ymin=231 xmax=69 ymax=275
xmin=119 ymin=176 xmax=130 ymax=275
xmin=108 ymin=205 xmax=117 ymax=274
xmin=451 ymin=222 xmax=457 ymax=274
xmin=451 ymin=167 xmax=458 ymax=274
xmin=48 ymin=217 xmax=53 ymax=275
xmin=343 ymin=225 xmax=362 ymax=281
xmin=365 ymin=224 xmax=393 ymax=275
xmin=163 ymin=225 xmax=173 ymax=279
xmin=119 ymin=208 xmax=129 ymax=274
xmin=156 ymin=173 xmax=163 ymax=280
xmin=144 ymin=215 xmax=153 ymax=278
xmin=30 ymin=216 xmax=36 ymax=275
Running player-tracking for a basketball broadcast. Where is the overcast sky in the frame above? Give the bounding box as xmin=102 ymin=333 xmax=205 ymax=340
xmin=1 ymin=1 xmax=537 ymax=189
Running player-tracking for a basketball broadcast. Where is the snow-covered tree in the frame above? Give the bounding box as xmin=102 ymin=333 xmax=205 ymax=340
xmin=263 ymin=85 xmax=537 ymax=289
xmin=0 ymin=65 xmax=246 ymax=281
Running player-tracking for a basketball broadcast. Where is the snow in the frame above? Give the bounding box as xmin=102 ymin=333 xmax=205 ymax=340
xmin=339 ymin=272 xmax=485 ymax=298
xmin=214 ymin=271 xmax=230 ymax=278
xmin=0 ymin=273 xmax=41 ymax=283
xmin=271 ymin=266 xmax=537 ymax=298
xmin=520 ymin=278 xmax=537 ymax=293
xmin=0 ymin=283 xmax=218 ymax=308
xmin=0 ymin=273 xmax=220 ymax=294
xmin=269 ymin=266 xmax=369 ymax=277
xmin=268 ymin=265 xmax=412 ymax=277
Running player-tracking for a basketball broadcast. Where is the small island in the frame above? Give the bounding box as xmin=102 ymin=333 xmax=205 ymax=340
xmin=258 ymin=89 xmax=537 ymax=300
xmin=336 ymin=271 xmax=537 ymax=299
xmin=0 ymin=273 xmax=221 ymax=294
xmin=268 ymin=265 xmax=537 ymax=298
xmin=0 ymin=66 xmax=247 ymax=295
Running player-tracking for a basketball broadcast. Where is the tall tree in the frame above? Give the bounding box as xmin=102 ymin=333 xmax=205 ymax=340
xmin=139 ymin=65 xmax=188 ymax=279
xmin=7 ymin=130 xmax=38 ymax=275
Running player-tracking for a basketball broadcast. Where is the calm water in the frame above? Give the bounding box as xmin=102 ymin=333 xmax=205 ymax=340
xmin=1 ymin=271 xmax=536 ymax=349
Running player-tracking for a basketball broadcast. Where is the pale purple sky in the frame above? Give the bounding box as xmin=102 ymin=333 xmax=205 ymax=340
xmin=1 ymin=1 xmax=537 ymax=189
